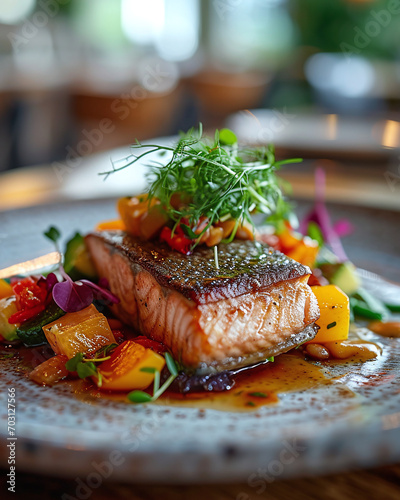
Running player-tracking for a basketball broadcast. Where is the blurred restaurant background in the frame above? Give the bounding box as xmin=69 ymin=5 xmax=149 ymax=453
xmin=0 ymin=0 xmax=400 ymax=210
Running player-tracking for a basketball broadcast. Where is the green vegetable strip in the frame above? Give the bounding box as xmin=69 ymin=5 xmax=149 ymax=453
xmin=385 ymin=303 xmax=400 ymax=313
xmin=350 ymin=298 xmax=385 ymax=320
xmin=353 ymin=288 xmax=390 ymax=319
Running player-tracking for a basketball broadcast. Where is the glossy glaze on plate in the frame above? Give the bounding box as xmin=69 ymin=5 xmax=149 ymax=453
xmin=0 ymin=200 xmax=400 ymax=483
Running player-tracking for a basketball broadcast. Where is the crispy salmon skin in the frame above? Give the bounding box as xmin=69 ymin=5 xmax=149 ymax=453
xmin=86 ymin=232 xmax=320 ymax=373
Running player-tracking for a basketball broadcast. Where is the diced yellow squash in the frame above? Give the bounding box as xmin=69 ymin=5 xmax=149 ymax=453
xmin=42 ymin=304 xmax=116 ymax=359
xmin=0 ymin=280 xmax=13 ymax=300
xmin=307 ymin=285 xmax=350 ymax=344
xmin=0 ymin=296 xmax=19 ymax=341
xmin=98 ymin=340 xmax=165 ymax=391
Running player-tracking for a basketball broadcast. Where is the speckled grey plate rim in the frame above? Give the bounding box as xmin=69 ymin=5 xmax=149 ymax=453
xmin=0 ymin=199 xmax=400 ymax=484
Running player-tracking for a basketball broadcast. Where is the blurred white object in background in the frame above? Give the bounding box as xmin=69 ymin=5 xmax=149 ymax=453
xmin=121 ymin=0 xmax=200 ymax=62
xmin=305 ymin=53 xmax=375 ymax=98
xmin=0 ymin=0 xmax=35 ymax=24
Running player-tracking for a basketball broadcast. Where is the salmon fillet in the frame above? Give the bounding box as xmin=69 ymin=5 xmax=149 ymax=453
xmin=86 ymin=232 xmax=320 ymax=374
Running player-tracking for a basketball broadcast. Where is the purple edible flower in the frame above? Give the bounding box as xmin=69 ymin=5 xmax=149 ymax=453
xmin=51 ymin=266 xmax=119 ymax=313
xmin=333 ymin=219 xmax=354 ymax=238
xmin=52 ymin=269 xmax=93 ymax=313
xmin=300 ymin=168 xmax=349 ymax=262
xmin=78 ymin=279 xmax=119 ymax=305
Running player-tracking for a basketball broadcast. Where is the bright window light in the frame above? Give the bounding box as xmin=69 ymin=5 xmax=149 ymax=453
xmin=121 ymin=0 xmax=165 ymax=45
xmin=305 ymin=53 xmax=375 ymax=98
xmin=155 ymin=0 xmax=199 ymax=62
xmin=0 ymin=0 xmax=36 ymax=24
xmin=122 ymin=0 xmax=199 ymax=61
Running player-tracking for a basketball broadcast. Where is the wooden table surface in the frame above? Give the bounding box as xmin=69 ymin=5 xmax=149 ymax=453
xmin=2 ymin=464 xmax=400 ymax=499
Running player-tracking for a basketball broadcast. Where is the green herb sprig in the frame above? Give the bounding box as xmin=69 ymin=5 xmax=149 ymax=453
xmin=44 ymin=226 xmax=61 ymax=245
xmin=128 ymin=352 xmax=178 ymax=404
xmin=65 ymin=343 xmax=118 ymax=388
xmin=101 ymin=126 xmax=301 ymax=244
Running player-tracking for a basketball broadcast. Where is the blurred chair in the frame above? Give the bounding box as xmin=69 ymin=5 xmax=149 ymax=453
xmin=185 ymin=70 xmax=270 ymax=128
xmin=71 ymin=84 xmax=182 ymax=153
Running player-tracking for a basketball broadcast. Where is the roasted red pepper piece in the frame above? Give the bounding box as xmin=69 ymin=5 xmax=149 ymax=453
xmin=133 ymin=335 xmax=167 ymax=354
xmin=12 ymin=277 xmax=47 ymax=310
xmin=8 ymin=304 xmax=46 ymax=324
xmin=111 ymin=329 xmax=125 ymax=344
xmin=160 ymin=226 xmax=193 ymax=255
xmin=8 ymin=276 xmax=51 ymax=324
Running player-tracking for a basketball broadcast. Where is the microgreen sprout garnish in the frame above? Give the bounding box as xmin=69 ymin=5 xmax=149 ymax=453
xmin=44 ymin=226 xmax=61 ymax=248
xmin=214 ymin=246 xmax=219 ymax=270
xmin=127 ymin=352 xmax=179 ymax=404
xmin=43 ymin=227 xmax=119 ymax=313
xmin=101 ymin=125 xmax=301 ymax=250
xmin=65 ymin=352 xmax=101 ymax=385
xmin=65 ymin=346 xmax=117 ymax=388
xmin=93 ymin=343 xmax=118 ymax=360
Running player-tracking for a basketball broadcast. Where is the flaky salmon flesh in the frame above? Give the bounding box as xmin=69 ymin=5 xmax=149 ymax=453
xmin=86 ymin=232 xmax=320 ymax=374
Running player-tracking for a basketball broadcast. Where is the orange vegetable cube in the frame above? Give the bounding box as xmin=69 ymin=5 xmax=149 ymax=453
xmin=286 ymin=238 xmax=319 ymax=267
xmin=306 ymin=285 xmax=350 ymax=344
xmin=29 ymin=355 xmax=69 ymax=386
xmin=0 ymin=280 xmax=13 ymax=300
xmin=43 ymin=304 xmax=116 ymax=359
xmin=139 ymin=205 xmax=169 ymax=240
xmin=98 ymin=340 xmax=165 ymax=391
xmin=215 ymin=219 xmax=236 ymax=238
xmin=278 ymin=229 xmax=300 ymax=252
xmin=235 ymin=220 xmax=255 ymax=240
xmin=118 ymin=195 xmax=167 ymax=240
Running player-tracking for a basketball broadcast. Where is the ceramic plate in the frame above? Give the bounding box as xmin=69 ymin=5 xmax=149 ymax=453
xmin=0 ymin=199 xmax=400 ymax=483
